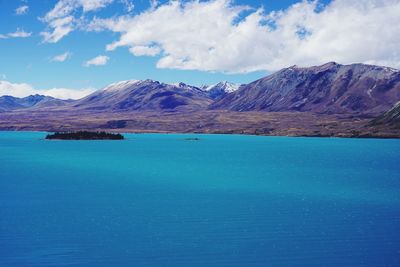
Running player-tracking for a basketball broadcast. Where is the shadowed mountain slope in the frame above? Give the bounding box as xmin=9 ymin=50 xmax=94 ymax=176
xmin=211 ymin=62 xmax=400 ymax=115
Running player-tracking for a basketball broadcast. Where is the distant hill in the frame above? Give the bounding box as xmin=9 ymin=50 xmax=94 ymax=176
xmin=211 ymin=62 xmax=400 ymax=115
xmin=72 ymin=80 xmax=212 ymax=111
xmin=32 ymin=97 xmax=72 ymax=109
xmin=0 ymin=94 xmax=65 ymax=112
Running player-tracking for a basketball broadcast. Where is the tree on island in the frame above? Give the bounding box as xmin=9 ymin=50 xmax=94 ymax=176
xmin=46 ymin=131 xmax=124 ymax=140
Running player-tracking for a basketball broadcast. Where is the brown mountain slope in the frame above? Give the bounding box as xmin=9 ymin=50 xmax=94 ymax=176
xmin=211 ymin=62 xmax=400 ymax=115
xmin=370 ymin=102 xmax=400 ymax=128
xmin=72 ymin=80 xmax=212 ymax=112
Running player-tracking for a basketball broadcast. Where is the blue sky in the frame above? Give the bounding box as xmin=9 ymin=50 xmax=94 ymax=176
xmin=0 ymin=0 xmax=399 ymax=99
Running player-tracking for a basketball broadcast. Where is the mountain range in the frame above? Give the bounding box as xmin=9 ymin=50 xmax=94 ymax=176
xmin=0 ymin=94 xmax=69 ymax=112
xmin=1 ymin=62 xmax=399 ymax=137
xmin=72 ymin=80 xmax=212 ymax=112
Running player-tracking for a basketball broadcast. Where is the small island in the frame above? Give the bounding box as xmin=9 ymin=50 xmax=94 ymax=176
xmin=184 ymin=137 xmax=201 ymax=141
xmin=46 ymin=131 xmax=124 ymax=140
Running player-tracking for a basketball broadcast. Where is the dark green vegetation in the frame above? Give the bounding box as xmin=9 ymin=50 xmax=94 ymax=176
xmin=46 ymin=131 xmax=124 ymax=140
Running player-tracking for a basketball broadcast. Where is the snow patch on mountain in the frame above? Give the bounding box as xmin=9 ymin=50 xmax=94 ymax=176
xmin=201 ymin=81 xmax=240 ymax=99
xmin=103 ymin=80 xmax=141 ymax=91
xmin=203 ymin=81 xmax=240 ymax=93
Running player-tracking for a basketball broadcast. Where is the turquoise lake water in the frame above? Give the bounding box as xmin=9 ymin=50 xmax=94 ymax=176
xmin=0 ymin=132 xmax=399 ymax=266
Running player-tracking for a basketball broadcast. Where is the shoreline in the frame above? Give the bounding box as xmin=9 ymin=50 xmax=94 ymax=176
xmin=1 ymin=110 xmax=398 ymax=139
xmin=0 ymin=129 xmax=399 ymax=140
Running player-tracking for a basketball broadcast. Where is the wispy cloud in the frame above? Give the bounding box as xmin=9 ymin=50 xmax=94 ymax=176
xmin=40 ymin=16 xmax=74 ymax=43
xmin=0 ymin=28 xmax=32 ymax=39
xmin=40 ymin=0 xmax=139 ymax=43
xmin=120 ymin=0 xmax=134 ymax=12
xmin=84 ymin=55 xmax=109 ymax=67
xmin=0 ymin=80 xmax=96 ymax=100
xmin=8 ymin=28 xmax=32 ymax=38
xmin=15 ymin=5 xmax=29 ymax=15
xmin=40 ymin=0 xmax=114 ymax=43
xmin=44 ymin=0 xmax=114 ymax=21
xmin=51 ymin=51 xmax=72 ymax=62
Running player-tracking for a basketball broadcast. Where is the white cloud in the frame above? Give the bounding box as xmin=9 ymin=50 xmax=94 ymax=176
xmin=40 ymin=16 xmax=75 ymax=43
xmin=40 ymin=0 xmax=114 ymax=43
xmin=80 ymin=0 xmax=114 ymax=12
xmin=0 ymin=81 xmax=32 ymax=98
xmin=0 ymin=80 xmax=96 ymax=100
xmin=16 ymin=5 xmax=29 ymax=15
xmin=88 ymin=0 xmax=400 ymax=72
xmin=44 ymin=0 xmax=114 ymax=21
xmin=0 ymin=28 xmax=32 ymax=39
xmin=150 ymin=0 xmax=159 ymax=10
xmin=39 ymin=87 xmax=96 ymax=99
xmin=84 ymin=55 xmax=109 ymax=66
xmin=129 ymin=45 xmax=161 ymax=56
xmin=120 ymin=0 xmax=134 ymax=12
xmin=51 ymin=51 xmax=72 ymax=62
xmin=8 ymin=28 xmax=32 ymax=38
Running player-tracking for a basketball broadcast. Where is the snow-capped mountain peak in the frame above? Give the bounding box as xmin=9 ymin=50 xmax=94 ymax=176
xmin=201 ymin=81 xmax=240 ymax=99
xmin=203 ymin=81 xmax=240 ymax=93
